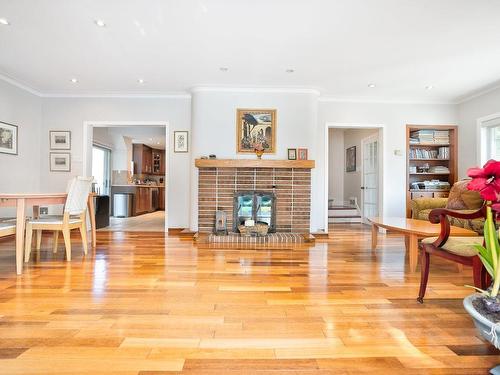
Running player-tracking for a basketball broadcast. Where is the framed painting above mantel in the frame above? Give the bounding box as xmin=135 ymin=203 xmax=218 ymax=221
xmin=236 ymin=108 xmax=276 ymax=153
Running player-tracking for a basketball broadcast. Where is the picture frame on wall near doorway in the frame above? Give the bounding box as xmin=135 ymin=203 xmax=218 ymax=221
xmin=0 ymin=121 xmax=18 ymax=155
xmin=49 ymin=130 xmax=71 ymax=150
xmin=346 ymin=146 xmax=356 ymax=172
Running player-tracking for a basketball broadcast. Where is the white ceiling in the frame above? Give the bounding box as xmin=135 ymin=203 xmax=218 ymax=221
xmin=1 ymin=0 xmax=500 ymax=102
xmin=95 ymin=126 xmax=166 ymax=149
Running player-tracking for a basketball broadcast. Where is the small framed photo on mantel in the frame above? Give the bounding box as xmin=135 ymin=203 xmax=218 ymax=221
xmin=0 ymin=121 xmax=18 ymax=155
xmin=50 ymin=131 xmax=71 ymax=150
xmin=50 ymin=152 xmax=71 ymax=172
xmin=297 ymin=148 xmax=308 ymax=160
xmin=287 ymin=148 xmax=297 ymax=160
xmin=174 ymin=131 xmax=189 ymax=153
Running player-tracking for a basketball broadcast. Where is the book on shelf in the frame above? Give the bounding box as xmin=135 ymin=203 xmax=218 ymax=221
xmin=409 ymin=129 xmax=449 ymax=144
xmin=409 ymin=146 xmax=449 ymax=159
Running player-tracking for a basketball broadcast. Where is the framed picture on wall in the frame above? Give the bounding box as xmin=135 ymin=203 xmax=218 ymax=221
xmin=346 ymin=146 xmax=356 ymax=172
xmin=0 ymin=121 xmax=18 ymax=155
xmin=174 ymin=131 xmax=189 ymax=153
xmin=297 ymin=148 xmax=308 ymax=160
xmin=236 ymin=108 xmax=276 ymax=153
xmin=287 ymin=148 xmax=297 ymax=160
xmin=49 ymin=131 xmax=71 ymax=150
xmin=49 ymin=152 xmax=71 ymax=172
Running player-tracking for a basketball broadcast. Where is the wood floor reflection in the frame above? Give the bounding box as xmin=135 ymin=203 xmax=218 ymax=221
xmin=0 ymin=224 xmax=497 ymax=374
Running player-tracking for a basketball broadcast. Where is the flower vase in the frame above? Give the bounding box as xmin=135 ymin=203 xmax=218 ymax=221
xmin=255 ymin=150 xmax=264 ymax=159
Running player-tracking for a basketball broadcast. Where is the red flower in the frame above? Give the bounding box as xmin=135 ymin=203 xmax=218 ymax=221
xmin=492 ymin=203 xmax=500 ymax=212
xmin=467 ymin=159 xmax=500 ymax=202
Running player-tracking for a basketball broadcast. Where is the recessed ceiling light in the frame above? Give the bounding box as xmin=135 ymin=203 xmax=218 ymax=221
xmin=157 ymin=142 xmax=160 ymax=145
xmin=0 ymin=18 xmax=10 ymax=26
xmin=219 ymin=67 xmax=228 ymax=72
xmin=425 ymin=85 xmax=434 ymax=90
xmin=285 ymin=69 xmax=295 ymax=73
xmin=368 ymin=83 xmax=376 ymax=88
xmin=94 ymin=19 xmax=106 ymax=27
xmin=138 ymin=79 xmax=145 ymax=84
xmin=70 ymin=78 xmax=78 ymax=83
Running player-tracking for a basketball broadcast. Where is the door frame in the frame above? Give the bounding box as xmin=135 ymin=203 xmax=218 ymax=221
xmin=324 ymin=123 xmax=384 ymax=230
xmin=360 ymin=133 xmax=380 ymax=223
xmin=83 ymin=121 xmax=169 ymax=231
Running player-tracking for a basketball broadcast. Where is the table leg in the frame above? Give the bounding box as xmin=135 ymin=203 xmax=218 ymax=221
xmin=32 ymin=206 xmax=40 ymax=249
xmin=87 ymin=195 xmax=96 ymax=248
xmin=408 ymin=234 xmax=419 ymax=273
xmin=15 ymin=199 xmax=26 ymax=275
xmin=371 ymin=224 xmax=378 ymax=250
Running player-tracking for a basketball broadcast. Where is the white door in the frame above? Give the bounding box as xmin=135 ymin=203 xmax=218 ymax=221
xmin=361 ymin=134 xmax=379 ymax=222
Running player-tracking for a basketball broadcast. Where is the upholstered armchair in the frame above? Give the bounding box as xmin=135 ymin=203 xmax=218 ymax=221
xmin=411 ymin=180 xmax=484 ymax=234
xmin=417 ymin=206 xmax=489 ymax=303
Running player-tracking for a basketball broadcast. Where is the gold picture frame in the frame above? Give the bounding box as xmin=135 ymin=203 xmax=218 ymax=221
xmin=236 ymin=109 xmax=276 ymax=153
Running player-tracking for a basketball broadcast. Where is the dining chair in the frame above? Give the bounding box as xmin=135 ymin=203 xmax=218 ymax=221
xmin=24 ymin=176 xmax=93 ymax=262
xmin=0 ymin=221 xmax=16 ymax=238
xmin=417 ymin=205 xmax=489 ymax=303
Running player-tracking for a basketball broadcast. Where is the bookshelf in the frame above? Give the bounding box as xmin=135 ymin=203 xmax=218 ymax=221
xmin=406 ymin=125 xmax=458 ymax=217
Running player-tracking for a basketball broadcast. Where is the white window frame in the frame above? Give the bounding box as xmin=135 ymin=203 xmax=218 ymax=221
xmin=477 ymin=113 xmax=500 ymax=165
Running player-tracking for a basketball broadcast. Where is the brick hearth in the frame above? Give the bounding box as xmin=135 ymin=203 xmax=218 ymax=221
xmin=197 ymin=163 xmax=312 ymax=233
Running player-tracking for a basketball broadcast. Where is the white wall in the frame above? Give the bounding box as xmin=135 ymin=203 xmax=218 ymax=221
xmin=40 ymin=97 xmax=191 ymax=228
xmin=343 ymin=128 xmax=379 ymax=205
xmin=328 ymin=128 xmax=344 ymax=202
xmin=0 ymin=80 xmax=42 ymax=193
xmin=190 ymin=89 xmax=319 ymax=231
xmin=318 ymin=101 xmax=458 ymax=228
xmin=457 ymin=87 xmax=500 ymax=176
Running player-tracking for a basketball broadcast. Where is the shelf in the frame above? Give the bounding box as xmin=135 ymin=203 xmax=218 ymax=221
xmin=195 ymin=159 xmax=315 ymax=169
xmin=409 ymin=172 xmax=450 ymax=175
xmin=409 ymin=189 xmax=450 ymax=193
xmin=409 ymin=158 xmax=450 ymax=161
xmin=409 ymin=143 xmax=450 ymax=147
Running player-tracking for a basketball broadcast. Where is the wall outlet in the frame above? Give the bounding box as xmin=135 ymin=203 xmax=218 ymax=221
xmin=39 ymin=207 xmax=48 ymax=215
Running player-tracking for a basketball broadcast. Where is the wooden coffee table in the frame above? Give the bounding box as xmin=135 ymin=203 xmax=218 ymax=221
xmin=368 ymin=217 xmax=478 ymax=273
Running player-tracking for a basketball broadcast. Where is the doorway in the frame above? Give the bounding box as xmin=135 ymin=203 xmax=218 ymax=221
xmin=325 ymin=124 xmax=383 ymax=229
xmin=361 ymin=134 xmax=379 ymax=223
xmin=84 ymin=122 xmax=169 ymax=232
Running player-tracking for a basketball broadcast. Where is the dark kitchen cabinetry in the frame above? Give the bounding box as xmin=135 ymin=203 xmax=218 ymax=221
xmin=133 ymin=144 xmax=153 ymax=174
xmin=133 ymin=144 xmax=165 ymax=176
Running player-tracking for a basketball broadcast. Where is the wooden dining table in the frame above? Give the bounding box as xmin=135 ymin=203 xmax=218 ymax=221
xmin=0 ymin=193 xmax=96 ymax=275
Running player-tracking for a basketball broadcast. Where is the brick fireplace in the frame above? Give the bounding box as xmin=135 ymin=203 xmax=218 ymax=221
xmin=195 ymin=159 xmax=314 ymax=234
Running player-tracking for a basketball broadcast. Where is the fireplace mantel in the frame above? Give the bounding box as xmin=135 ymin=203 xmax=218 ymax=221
xmin=195 ymin=159 xmax=315 ymax=169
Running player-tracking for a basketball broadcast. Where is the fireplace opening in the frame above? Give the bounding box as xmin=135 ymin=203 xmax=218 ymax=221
xmin=233 ymin=191 xmax=276 ymax=233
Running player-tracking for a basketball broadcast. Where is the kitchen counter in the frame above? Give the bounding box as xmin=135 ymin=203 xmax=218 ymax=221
xmin=111 ymin=185 xmax=164 ymax=216
xmin=112 ymin=184 xmax=165 ymax=188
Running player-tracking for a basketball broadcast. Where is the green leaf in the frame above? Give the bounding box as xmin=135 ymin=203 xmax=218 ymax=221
xmin=479 ymin=254 xmax=495 ymax=277
xmin=474 ymin=244 xmax=493 ymax=267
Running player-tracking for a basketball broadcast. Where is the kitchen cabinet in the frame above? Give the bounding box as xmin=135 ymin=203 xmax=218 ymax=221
xmin=158 ymin=187 xmax=165 ymax=210
xmin=135 ymin=187 xmax=151 ymax=214
xmin=152 ymin=149 xmax=165 ymax=175
xmin=133 ymin=144 xmax=153 ymax=174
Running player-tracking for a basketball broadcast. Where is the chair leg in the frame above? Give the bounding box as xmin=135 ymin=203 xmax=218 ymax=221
xmin=24 ymin=223 xmax=33 ymax=263
xmin=79 ymin=222 xmax=88 ymax=255
xmin=472 ymin=256 xmax=484 ymax=289
xmin=417 ymin=249 xmax=430 ymax=303
xmin=36 ymin=230 xmax=42 ymax=250
xmin=52 ymin=231 xmax=59 ymax=253
xmin=62 ymin=228 xmax=72 ymax=261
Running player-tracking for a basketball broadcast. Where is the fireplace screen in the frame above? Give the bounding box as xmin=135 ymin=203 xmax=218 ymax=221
xmin=233 ymin=191 xmax=276 ymax=232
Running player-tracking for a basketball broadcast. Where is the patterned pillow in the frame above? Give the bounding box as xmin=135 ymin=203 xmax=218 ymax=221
xmin=446 ymin=180 xmax=483 ymax=210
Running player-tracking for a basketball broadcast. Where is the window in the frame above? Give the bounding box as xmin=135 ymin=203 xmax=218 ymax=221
xmin=92 ymin=145 xmax=111 ymax=195
xmin=480 ymin=116 xmax=500 ymax=164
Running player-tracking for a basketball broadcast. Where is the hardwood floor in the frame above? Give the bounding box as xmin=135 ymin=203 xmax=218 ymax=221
xmin=0 ymin=223 xmax=497 ymax=374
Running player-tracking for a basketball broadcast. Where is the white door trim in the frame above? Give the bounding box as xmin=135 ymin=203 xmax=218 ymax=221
xmin=83 ymin=121 xmax=170 ymax=232
xmin=324 ymin=122 xmax=385 ymax=230
xmin=360 ymin=133 xmax=380 ymax=223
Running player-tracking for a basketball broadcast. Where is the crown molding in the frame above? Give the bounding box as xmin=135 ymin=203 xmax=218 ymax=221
xmin=190 ymin=85 xmax=321 ymax=96
xmin=39 ymin=92 xmax=192 ymax=99
xmin=455 ymin=82 xmax=500 ymax=104
xmin=317 ymin=95 xmax=456 ymax=105
xmin=0 ymin=73 xmax=42 ymax=96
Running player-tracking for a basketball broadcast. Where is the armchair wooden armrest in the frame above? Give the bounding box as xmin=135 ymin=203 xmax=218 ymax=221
xmin=428 ymin=206 xmax=486 ymax=247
